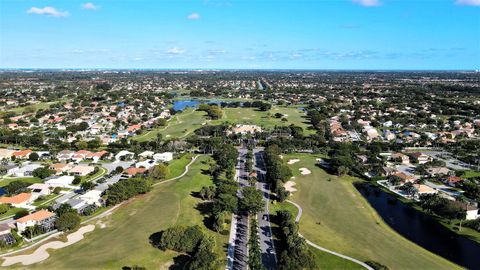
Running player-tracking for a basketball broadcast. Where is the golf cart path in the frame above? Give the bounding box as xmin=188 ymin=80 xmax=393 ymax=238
xmin=286 ymin=199 xmax=374 ymax=270
xmin=0 ymin=155 xmax=200 ymax=261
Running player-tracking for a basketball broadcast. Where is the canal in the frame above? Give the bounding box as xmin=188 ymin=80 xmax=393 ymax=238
xmin=356 ymin=183 xmax=480 ymax=270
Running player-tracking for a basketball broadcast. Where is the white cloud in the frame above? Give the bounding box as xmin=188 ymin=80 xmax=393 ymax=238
xmin=82 ymin=3 xmax=98 ymax=10
xmin=167 ymin=47 xmax=186 ymax=55
xmin=456 ymin=0 xmax=480 ymax=6
xmin=187 ymin=13 xmax=201 ymax=20
xmin=27 ymin=6 xmax=69 ymax=17
xmin=352 ymin=0 xmax=382 ymax=7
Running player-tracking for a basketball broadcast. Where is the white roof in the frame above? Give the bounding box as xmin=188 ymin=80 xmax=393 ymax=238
xmin=80 ymin=190 xmax=102 ymax=200
xmin=28 ymin=183 xmax=50 ymax=190
xmin=45 ymin=176 xmax=74 ymax=186
xmin=139 ymin=151 xmax=154 ymax=157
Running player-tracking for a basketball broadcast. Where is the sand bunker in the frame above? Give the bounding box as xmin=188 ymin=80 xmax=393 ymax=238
xmin=287 ymin=159 xmax=300 ymax=165
xmin=299 ymin=168 xmax=311 ymax=175
xmin=284 ymin=181 xmax=297 ymax=193
xmin=2 ymin=225 xmax=95 ymax=266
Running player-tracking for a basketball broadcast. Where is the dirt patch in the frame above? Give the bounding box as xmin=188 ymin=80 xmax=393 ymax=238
xmin=2 ymin=225 xmax=95 ymax=266
xmin=287 ymin=159 xmax=300 ymax=165
xmin=299 ymin=168 xmax=311 ymax=175
xmin=284 ymin=181 xmax=297 ymax=193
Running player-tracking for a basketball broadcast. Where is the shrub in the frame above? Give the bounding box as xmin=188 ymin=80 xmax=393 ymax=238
xmin=0 ymin=204 xmax=10 ymax=215
xmin=55 ymin=212 xmax=81 ymax=232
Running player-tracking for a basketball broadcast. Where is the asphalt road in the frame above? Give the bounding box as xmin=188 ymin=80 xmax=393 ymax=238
xmin=232 ymin=147 xmax=249 ymax=270
xmin=254 ymin=149 xmax=277 ymax=270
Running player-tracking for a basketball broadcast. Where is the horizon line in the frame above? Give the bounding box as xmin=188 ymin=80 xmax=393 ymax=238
xmin=0 ymin=68 xmax=479 ymax=72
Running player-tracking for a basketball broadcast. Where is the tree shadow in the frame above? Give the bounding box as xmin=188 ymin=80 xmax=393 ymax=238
xmin=195 ymin=201 xmax=214 ymax=230
xmin=169 ymin=254 xmax=191 ymax=270
xmin=148 ymin=231 xmax=163 ymax=249
xmin=190 ymin=191 xmax=202 ymax=199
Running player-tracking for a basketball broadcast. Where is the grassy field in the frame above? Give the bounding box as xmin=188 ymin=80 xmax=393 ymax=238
xmin=135 ymin=105 xmax=313 ymax=142
xmin=134 ymin=108 xmax=208 ymax=141
xmin=164 ymin=154 xmax=194 ymax=179
xmin=282 ymin=154 xmax=462 ymax=270
xmin=5 ymin=155 xmax=228 ymax=269
xmin=269 ymin=201 xmax=364 ymax=269
xmin=0 ymin=177 xmax=42 ymax=187
xmin=6 ymin=101 xmax=59 ymax=114
xmin=213 ymin=106 xmax=313 ymax=133
xmin=462 ymin=170 xmax=480 ymax=178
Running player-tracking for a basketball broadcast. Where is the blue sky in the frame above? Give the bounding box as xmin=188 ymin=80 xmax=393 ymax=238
xmin=0 ymin=0 xmax=479 ymax=69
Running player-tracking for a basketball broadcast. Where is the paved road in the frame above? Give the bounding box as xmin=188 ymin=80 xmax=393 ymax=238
xmin=101 ymin=161 xmax=134 ymax=173
xmin=254 ymin=149 xmax=277 ymax=270
xmin=232 ymin=147 xmax=249 ymax=270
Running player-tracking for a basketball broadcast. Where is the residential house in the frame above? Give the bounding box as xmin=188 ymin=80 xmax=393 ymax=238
xmin=115 ymin=150 xmax=134 ymax=161
xmin=0 ymin=224 xmax=15 ymax=245
xmin=410 ymin=152 xmax=432 ymax=164
xmin=139 ymin=151 xmax=154 ymax=159
xmin=413 ymin=184 xmax=437 ymax=195
xmin=384 ymin=130 xmax=396 ymax=141
xmin=69 ymin=165 xmax=95 ymax=176
xmin=16 ymin=210 xmax=56 ymax=233
xmin=45 ymin=176 xmax=74 ymax=188
xmin=466 ymin=206 xmax=479 ymax=220
xmin=391 ymin=153 xmax=410 ymax=164
xmin=0 ymin=193 xmax=33 ymax=208
xmin=27 ymin=183 xmax=51 ymax=197
xmin=14 ymin=163 xmax=42 ymax=177
xmin=123 ymin=167 xmax=147 ymax=178
xmin=56 ymin=150 xmax=75 ymax=162
xmin=12 ymin=150 xmax=32 ymax=160
xmin=446 ymin=176 xmax=464 ymax=187
xmin=126 ymin=124 xmax=142 ymax=135
xmin=227 ymin=124 xmax=262 ymax=135
xmin=381 ymin=166 xmax=396 ymax=177
xmin=64 ymin=198 xmax=87 ymax=212
xmin=0 ymin=149 xmax=15 ymax=160
xmin=135 ymin=159 xmax=155 ymax=169
xmin=79 ymin=190 xmax=103 ymax=207
xmin=49 ymin=163 xmax=73 ymax=175
xmin=0 ymin=164 xmax=19 ymax=176
xmin=426 ymin=167 xmax=451 ymax=177
xmin=153 ymin=152 xmax=173 ymax=163
xmin=392 ymin=172 xmax=416 ymax=184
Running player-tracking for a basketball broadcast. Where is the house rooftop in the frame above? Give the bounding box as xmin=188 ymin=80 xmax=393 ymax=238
xmin=0 ymin=193 xmax=32 ymax=204
xmin=17 ymin=210 xmax=55 ymax=223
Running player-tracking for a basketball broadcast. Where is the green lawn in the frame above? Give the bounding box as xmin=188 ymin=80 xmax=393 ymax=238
xmin=270 ymin=200 xmax=363 ymax=269
xmin=164 ymin=154 xmax=194 ymax=179
xmin=134 ymin=108 xmax=208 ymax=141
xmin=135 ymin=105 xmax=313 ymax=142
xmin=214 ymin=106 xmax=313 ymax=134
xmin=462 ymin=170 xmax=480 ymax=178
xmin=0 ymin=207 xmax=24 ymax=220
xmin=7 ymin=101 xmax=59 ymax=114
xmin=6 ymin=155 xmax=228 ymax=269
xmin=0 ymin=177 xmax=42 ymax=187
xmin=283 ymin=154 xmax=461 ymax=270
xmin=31 ymin=194 xmax=61 ymax=207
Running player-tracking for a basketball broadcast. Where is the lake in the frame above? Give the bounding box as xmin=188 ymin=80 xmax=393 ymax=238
xmin=356 ymin=183 xmax=480 ymax=270
xmin=173 ymin=99 xmax=223 ymax=111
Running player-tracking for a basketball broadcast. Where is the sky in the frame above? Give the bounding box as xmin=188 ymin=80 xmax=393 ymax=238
xmin=0 ymin=0 xmax=479 ymax=70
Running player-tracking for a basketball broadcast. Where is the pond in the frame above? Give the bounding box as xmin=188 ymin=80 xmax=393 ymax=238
xmin=172 ymin=100 xmax=200 ymax=111
xmin=173 ymin=99 xmax=223 ymax=111
xmin=356 ymin=183 xmax=480 ymax=270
